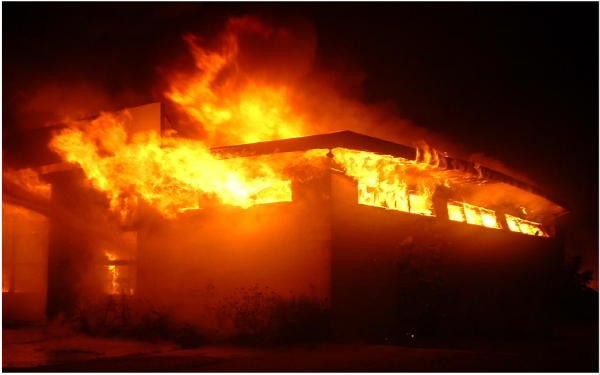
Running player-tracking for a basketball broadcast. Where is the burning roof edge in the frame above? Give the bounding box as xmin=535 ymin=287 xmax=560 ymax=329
xmin=211 ymin=130 xmax=569 ymax=214
xmin=21 ymin=99 xmax=566 ymax=216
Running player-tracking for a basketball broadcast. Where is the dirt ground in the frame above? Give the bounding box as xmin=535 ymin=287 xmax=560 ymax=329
xmin=3 ymin=323 xmax=598 ymax=372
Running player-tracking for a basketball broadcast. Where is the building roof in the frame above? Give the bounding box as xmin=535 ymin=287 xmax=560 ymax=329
xmin=212 ymin=130 xmax=568 ymax=214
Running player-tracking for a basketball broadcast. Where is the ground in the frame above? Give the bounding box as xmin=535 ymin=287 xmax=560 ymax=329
xmin=3 ymin=323 xmax=598 ymax=372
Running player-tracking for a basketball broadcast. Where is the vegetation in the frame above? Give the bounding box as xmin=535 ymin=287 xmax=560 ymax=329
xmin=217 ymin=286 xmax=330 ymax=346
xmin=550 ymin=255 xmax=598 ymax=321
xmin=68 ymin=296 xmax=204 ymax=348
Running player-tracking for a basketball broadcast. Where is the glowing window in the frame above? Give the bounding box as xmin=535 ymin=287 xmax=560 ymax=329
xmin=480 ymin=208 xmax=500 ymax=228
xmin=463 ymin=204 xmax=483 ymax=226
xmin=408 ymin=193 xmax=433 ymax=216
xmin=446 ymin=201 xmax=500 ymax=229
xmin=356 ymin=183 xmax=433 ymax=216
xmin=505 ymin=214 xmax=548 ymax=237
xmin=447 ymin=202 xmax=466 ymax=222
xmin=104 ymin=252 xmax=135 ymax=296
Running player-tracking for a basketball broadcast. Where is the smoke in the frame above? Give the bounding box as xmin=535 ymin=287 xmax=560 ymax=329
xmin=467 ymin=152 xmax=538 ymax=188
xmin=16 ymin=81 xmax=147 ymax=130
xmin=3 ymin=170 xmax=130 ymax=251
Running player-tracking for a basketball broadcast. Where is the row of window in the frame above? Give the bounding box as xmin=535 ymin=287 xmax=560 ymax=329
xmin=447 ymin=201 xmax=548 ymax=237
xmin=355 ymin=185 xmax=549 ymax=238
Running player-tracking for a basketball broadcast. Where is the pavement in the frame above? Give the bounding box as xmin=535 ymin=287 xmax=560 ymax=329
xmin=3 ymin=324 xmax=598 ymax=372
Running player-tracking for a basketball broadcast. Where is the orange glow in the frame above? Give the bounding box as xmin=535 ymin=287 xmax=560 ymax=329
xmin=331 ymin=148 xmax=439 ymax=216
xmin=447 ymin=201 xmax=500 ymax=229
xmin=2 ymin=203 xmax=49 ymax=294
xmin=505 ymin=214 xmax=548 ymax=237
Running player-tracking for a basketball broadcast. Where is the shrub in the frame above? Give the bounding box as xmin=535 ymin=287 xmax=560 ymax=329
xmin=218 ymin=286 xmax=330 ymax=346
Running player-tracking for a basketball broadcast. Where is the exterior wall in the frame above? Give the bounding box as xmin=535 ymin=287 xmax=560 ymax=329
xmin=41 ymin=155 xmax=561 ymax=341
xmin=328 ymin=172 xmax=562 ymax=340
xmin=134 ymin=170 xmax=562 ymax=340
xmin=41 ymin=102 xmax=164 ymax=320
xmin=10 ymin=102 xmax=565 ymax=338
xmin=45 ymin=170 xmax=110 ymax=319
xmin=2 ymin=203 xmax=49 ymax=325
xmin=135 ymin=174 xmax=333 ymax=337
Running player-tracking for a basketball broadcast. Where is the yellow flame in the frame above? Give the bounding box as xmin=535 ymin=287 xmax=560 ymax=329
xmin=331 ymin=148 xmax=438 ymax=216
xmin=166 ymin=19 xmax=306 ymax=146
xmin=49 ymin=112 xmax=298 ymax=218
xmin=45 ymin=15 xmax=555 ymax=236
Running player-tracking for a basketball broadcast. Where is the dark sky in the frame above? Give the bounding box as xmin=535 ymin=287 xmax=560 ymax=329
xmin=3 ymin=3 xmax=598 ymax=274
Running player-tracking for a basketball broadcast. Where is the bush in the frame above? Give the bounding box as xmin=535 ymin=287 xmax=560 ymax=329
xmin=68 ymin=295 xmax=204 ymax=347
xmin=218 ymin=286 xmax=330 ymax=346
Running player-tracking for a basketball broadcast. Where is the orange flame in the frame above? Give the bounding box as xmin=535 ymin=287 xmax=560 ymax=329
xmin=49 ymin=112 xmax=300 ymax=218
xmin=43 ymin=15 xmax=556 ymax=240
xmin=331 ymin=148 xmax=443 ymax=216
xmin=166 ymin=17 xmax=306 ymax=146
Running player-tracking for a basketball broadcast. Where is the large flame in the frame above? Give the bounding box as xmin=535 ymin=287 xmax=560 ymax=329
xmin=166 ymin=17 xmax=307 ymax=146
xmin=49 ymin=111 xmax=298 ymax=218
xmin=49 ymin=16 xmax=319 ymax=219
xmin=331 ymin=148 xmax=448 ymax=216
xmin=41 ymin=15 xmax=556 ymax=239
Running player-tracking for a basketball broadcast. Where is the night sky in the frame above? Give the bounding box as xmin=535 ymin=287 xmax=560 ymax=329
xmin=3 ymin=3 xmax=598 ymax=278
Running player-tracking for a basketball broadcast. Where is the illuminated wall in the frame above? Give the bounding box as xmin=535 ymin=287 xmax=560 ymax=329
xmin=2 ymin=203 xmax=49 ymax=324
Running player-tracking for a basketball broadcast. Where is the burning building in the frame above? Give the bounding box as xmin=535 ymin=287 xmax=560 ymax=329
xmin=4 ymin=101 xmax=567 ymax=341
xmin=3 ymin=15 xmax=572 ymax=342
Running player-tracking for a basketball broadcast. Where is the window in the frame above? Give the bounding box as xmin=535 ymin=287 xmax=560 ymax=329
xmin=447 ymin=201 xmax=500 ymax=229
xmin=505 ymin=214 xmax=548 ymax=237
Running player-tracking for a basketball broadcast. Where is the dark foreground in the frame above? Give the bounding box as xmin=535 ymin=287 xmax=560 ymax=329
xmin=3 ymin=323 xmax=598 ymax=372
